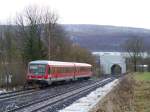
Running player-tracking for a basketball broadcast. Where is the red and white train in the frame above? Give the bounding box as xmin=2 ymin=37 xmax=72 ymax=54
xmin=26 ymin=60 xmax=92 ymax=85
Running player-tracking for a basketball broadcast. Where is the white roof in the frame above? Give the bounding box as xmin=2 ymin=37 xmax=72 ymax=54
xmin=74 ymin=62 xmax=92 ymax=67
xmin=29 ymin=60 xmax=92 ymax=67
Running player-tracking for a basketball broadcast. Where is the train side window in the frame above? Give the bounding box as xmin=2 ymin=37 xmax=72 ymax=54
xmin=51 ymin=67 xmax=55 ymax=74
xmin=48 ymin=67 xmax=51 ymax=74
xmin=58 ymin=67 xmax=62 ymax=73
xmin=55 ymin=67 xmax=57 ymax=73
xmin=58 ymin=67 xmax=60 ymax=73
xmin=54 ymin=67 xmax=57 ymax=73
xmin=63 ymin=67 xmax=65 ymax=73
xmin=78 ymin=67 xmax=80 ymax=72
xmin=60 ymin=67 xmax=63 ymax=73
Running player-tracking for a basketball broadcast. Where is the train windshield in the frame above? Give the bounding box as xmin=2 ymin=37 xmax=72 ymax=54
xmin=29 ymin=64 xmax=46 ymax=75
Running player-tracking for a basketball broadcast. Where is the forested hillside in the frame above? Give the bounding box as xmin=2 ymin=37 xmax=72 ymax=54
xmin=63 ymin=24 xmax=150 ymax=52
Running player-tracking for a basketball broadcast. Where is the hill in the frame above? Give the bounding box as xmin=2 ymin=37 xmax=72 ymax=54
xmin=62 ymin=24 xmax=150 ymax=52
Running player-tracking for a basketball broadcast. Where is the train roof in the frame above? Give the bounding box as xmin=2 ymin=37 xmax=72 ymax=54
xmin=29 ymin=60 xmax=92 ymax=67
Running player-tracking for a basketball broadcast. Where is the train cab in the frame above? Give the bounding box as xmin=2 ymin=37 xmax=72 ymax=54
xmin=27 ymin=61 xmax=52 ymax=85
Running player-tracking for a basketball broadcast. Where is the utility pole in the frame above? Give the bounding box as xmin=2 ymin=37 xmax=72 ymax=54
xmin=48 ymin=27 xmax=51 ymax=60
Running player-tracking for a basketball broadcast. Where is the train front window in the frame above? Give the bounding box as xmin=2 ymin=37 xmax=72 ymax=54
xmin=29 ymin=64 xmax=46 ymax=75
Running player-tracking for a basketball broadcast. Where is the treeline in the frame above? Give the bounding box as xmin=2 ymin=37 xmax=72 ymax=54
xmin=0 ymin=6 xmax=96 ymax=88
xmin=123 ymin=37 xmax=150 ymax=72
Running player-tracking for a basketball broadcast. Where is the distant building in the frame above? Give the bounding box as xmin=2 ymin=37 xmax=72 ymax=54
xmin=93 ymin=51 xmax=150 ymax=74
xmin=93 ymin=52 xmax=126 ymax=75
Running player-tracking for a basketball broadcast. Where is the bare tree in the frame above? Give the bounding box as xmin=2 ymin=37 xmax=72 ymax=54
xmin=0 ymin=5 xmax=96 ymax=88
xmin=16 ymin=5 xmax=76 ymax=63
xmin=42 ymin=9 xmax=58 ymax=60
xmin=123 ymin=37 xmax=145 ymax=72
xmin=16 ymin=6 xmax=48 ymax=63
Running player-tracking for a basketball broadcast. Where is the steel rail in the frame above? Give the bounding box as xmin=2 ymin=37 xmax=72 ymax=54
xmin=7 ymin=78 xmax=113 ymax=112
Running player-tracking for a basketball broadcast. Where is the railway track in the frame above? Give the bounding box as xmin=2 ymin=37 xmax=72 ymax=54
xmin=0 ymin=80 xmax=87 ymax=102
xmin=6 ymin=78 xmax=114 ymax=112
xmin=0 ymin=79 xmax=99 ymax=112
xmin=0 ymin=88 xmax=36 ymax=101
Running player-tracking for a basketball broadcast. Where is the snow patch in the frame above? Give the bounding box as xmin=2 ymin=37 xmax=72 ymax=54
xmin=0 ymin=89 xmax=7 ymax=94
xmin=59 ymin=79 xmax=119 ymax=112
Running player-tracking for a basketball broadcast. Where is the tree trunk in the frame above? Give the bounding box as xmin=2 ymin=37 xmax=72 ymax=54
xmin=133 ymin=58 xmax=137 ymax=72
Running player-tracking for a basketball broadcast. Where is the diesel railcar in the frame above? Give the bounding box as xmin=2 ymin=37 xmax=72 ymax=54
xmin=26 ymin=60 xmax=92 ymax=85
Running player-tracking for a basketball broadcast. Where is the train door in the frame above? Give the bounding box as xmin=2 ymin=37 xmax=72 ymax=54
xmin=73 ymin=64 xmax=76 ymax=80
xmin=50 ymin=66 xmax=57 ymax=81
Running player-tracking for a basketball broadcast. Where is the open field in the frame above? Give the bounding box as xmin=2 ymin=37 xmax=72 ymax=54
xmin=134 ymin=72 xmax=150 ymax=81
xmin=134 ymin=72 xmax=150 ymax=112
xmin=91 ymin=72 xmax=150 ymax=112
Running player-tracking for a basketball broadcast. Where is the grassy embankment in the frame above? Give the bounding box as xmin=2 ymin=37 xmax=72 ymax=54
xmin=91 ymin=72 xmax=150 ymax=112
xmin=134 ymin=72 xmax=150 ymax=112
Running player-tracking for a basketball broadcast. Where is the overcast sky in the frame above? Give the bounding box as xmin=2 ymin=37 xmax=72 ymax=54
xmin=0 ymin=0 xmax=150 ymax=29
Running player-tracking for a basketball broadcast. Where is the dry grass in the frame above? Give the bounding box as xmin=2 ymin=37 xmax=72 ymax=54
xmin=92 ymin=74 xmax=135 ymax=112
xmin=134 ymin=80 xmax=150 ymax=112
xmin=92 ymin=73 xmax=150 ymax=112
